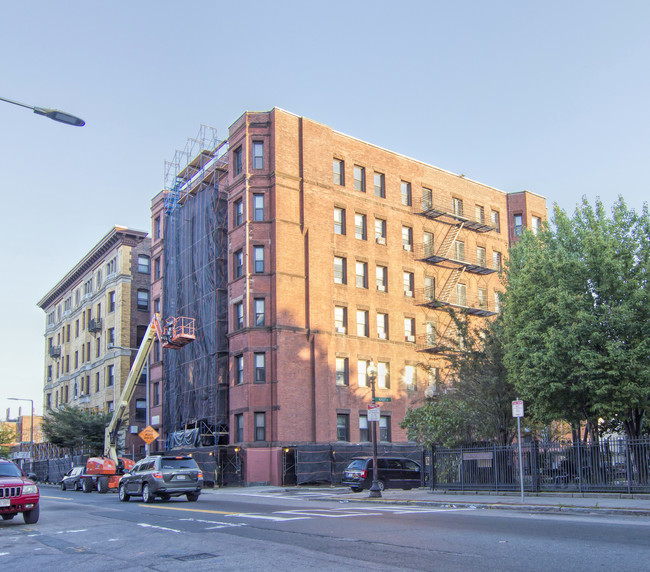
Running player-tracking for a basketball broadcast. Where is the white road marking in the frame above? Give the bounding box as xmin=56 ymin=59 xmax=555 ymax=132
xmin=178 ymin=518 xmax=246 ymax=529
xmin=277 ymin=509 xmax=381 ymax=518
xmin=137 ymin=523 xmax=182 ymax=533
xmin=227 ymin=513 xmax=311 ymax=522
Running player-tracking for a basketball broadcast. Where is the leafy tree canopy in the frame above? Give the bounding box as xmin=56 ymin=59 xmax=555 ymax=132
xmin=502 ymin=197 xmax=650 ymax=439
xmin=0 ymin=424 xmax=17 ymax=457
xmin=42 ymin=405 xmax=112 ymax=455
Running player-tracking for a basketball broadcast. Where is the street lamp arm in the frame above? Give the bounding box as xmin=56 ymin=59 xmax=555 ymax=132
xmin=0 ymin=96 xmax=85 ymax=126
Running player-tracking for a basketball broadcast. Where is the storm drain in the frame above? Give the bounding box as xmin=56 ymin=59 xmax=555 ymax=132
xmin=163 ymin=553 xmax=220 ymax=562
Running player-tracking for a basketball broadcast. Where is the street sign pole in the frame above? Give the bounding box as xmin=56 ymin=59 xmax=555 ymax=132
xmin=512 ymin=399 xmax=525 ymax=502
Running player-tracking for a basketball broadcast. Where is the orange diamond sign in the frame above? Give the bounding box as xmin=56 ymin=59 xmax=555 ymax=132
xmin=139 ymin=426 xmax=160 ymax=444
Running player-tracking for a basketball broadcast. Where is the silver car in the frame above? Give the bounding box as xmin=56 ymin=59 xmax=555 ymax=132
xmin=118 ymin=454 xmax=203 ymax=503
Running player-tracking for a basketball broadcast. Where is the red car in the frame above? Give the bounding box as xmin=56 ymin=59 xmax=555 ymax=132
xmin=0 ymin=459 xmax=40 ymax=524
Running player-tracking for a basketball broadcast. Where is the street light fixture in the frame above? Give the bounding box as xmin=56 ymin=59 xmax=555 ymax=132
xmin=8 ymin=398 xmax=34 ymax=463
xmin=0 ymin=95 xmax=85 ymax=126
xmin=366 ymin=361 xmax=382 ymax=498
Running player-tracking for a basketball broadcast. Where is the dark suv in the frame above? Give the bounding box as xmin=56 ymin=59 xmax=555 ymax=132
xmin=118 ymin=454 xmax=203 ymax=503
xmin=341 ymin=456 xmax=422 ymax=492
xmin=0 ymin=459 xmax=40 ymax=524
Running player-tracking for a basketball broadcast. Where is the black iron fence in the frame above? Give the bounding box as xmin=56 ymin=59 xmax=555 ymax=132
xmin=431 ymin=438 xmax=650 ymax=493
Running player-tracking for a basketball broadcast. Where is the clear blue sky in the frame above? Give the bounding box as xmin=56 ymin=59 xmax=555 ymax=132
xmin=1 ymin=1 xmax=648 ymax=417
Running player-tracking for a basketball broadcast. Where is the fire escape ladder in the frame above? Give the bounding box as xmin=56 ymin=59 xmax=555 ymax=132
xmin=438 ymin=222 xmax=465 ymax=259
xmin=439 ymin=267 xmax=466 ymax=304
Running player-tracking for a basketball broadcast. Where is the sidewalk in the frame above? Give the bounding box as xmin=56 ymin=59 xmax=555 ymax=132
xmin=204 ymin=485 xmax=650 ymax=517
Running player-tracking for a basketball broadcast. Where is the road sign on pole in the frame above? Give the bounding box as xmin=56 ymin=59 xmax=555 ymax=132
xmin=512 ymin=400 xmax=524 ymax=418
xmin=367 ymin=404 xmax=381 ymax=422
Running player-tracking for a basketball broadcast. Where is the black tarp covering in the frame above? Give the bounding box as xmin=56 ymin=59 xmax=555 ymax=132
xmin=163 ymin=178 xmax=229 ymax=441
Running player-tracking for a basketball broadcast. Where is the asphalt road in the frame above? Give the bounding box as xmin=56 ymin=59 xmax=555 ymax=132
xmin=1 ymin=486 xmax=648 ymax=571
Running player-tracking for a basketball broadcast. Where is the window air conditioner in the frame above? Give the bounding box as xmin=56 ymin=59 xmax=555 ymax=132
xmin=335 ymin=326 xmax=346 ymax=334
xmin=406 ymin=335 xmax=415 ymax=342
xmin=378 ymin=332 xmax=387 ymax=340
xmin=377 ymin=284 xmax=386 ymax=292
xmin=376 ymin=237 xmax=386 ymax=245
xmin=405 ymin=290 xmax=413 ymax=297
xmin=403 ymin=244 xmax=412 ymax=251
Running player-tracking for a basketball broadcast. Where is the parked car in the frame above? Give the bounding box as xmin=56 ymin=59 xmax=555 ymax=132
xmin=118 ymin=454 xmax=203 ymax=503
xmin=342 ymin=456 xmax=423 ymax=492
xmin=0 ymin=458 xmax=40 ymax=524
xmin=60 ymin=466 xmax=88 ymax=491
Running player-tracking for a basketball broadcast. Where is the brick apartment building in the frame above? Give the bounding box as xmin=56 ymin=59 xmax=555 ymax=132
xmin=37 ymin=226 xmax=152 ymax=456
xmin=157 ymin=108 xmax=547 ymax=485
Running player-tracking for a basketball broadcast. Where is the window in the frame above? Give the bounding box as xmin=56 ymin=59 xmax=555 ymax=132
xmin=377 ymin=313 xmax=388 ymax=339
xmin=75 ymin=320 xmax=79 ymax=338
xmin=374 ymin=172 xmax=385 ymax=198
xmin=401 ymin=181 xmax=412 ymax=206
xmin=107 ymin=400 xmax=113 ymax=413
xmin=138 ymin=255 xmax=150 ymax=274
xmin=233 ymin=146 xmax=243 ymax=175
xmin=402 ymin=226 xmax=413 ymax=251
xmin=107 ymin=365 xmax=114 ymax=387
xmin=253 ymin=141 xmax=264 ymax=169
xmin=234 ymin=302 xmax=244 ymax=330
xmin=254 ymin=353 xmax=266 ymax=382
xmin=477 ymin=246 xmax=486 ymax=267
xmin=514 ymin=214 xmax=523 ymax=236
xmin=403 ymin=272 xmax=414 ymax=297
xmin=426 ymin=321 xmax=437 ymax=345
xmin=355 ymin=261 xmax=368 ymax=288
xmin=254 ymin=412 xmax=266 ymax=441
xmin=475 ymin=205 xmax=485 ymax=224
xmin=493 ymin=251 xmax=502 ymax=272
xmin=234 ymin=198 xmax=243 ymax=226
xmin=336 ymin=357 xmax=349 ymax=386
xmin=66 ymin=324 xmax=71 ymax=342
xmin=377 ymin=361 xmax=389 ymax=389
xmin=353 ymin=165 xmax=365 ymax=192
xmin=456 ymin=283 xmax=467 ymax=306
xmin=254 ymin=246 xmax=265 ymax=273
xmin=379 ymin=416 xmax=391 ymax=442
xmin=334 ymin=207 xmax=346 ymax=235
xmin=108 ymin=327 xmax=115 ymax=346
xmin=357 ymin=359 xmax=368 ymax=387
xmin=454 ymin=240 xmax=465 ymax=262
xmin=336 ymin=414 xmax=350 ymax=441
xmin=254 ymin=298 xmax=265 ymax=326
xmin=422 ymin=187 xmax=433 ymax=210
xmin=108 ymin=291 xmax=115 ymax=313
xmin=75 ymin=351 xmax=79 ymax=369
xmin=154 ymin=216 xmax=161 ymax=239
xmin=234 ymin=250 xmax=244 ymax=279
xmin=235 ymin=413 xmax=244 ymax=442
xmin=491 ymin=210 xmax=500 ymax=232
xmin=356 ymin=310 xmax=369 ymax=337
xmin=478 ymin=287 xmax=488 ymax=309
xmin=333 ymin=159 xmax=345 ymax=186
xmin=96 ymin=337 xmax=101 ymax=358
xmin=234 ymin=355 xmax=244 ymax=384
xmin=374 ymin=218 xmax=386 ymax=244
xmin=137 ymin=290 xmax=149 ymax=311
xmin=404 ymin=317 xmax=415 ymax=342
xmin=452 ymin=197 xmax=463 ymax=216
xmin=532 ymin=216 xmax=542 ymax=234
xmin=359 ymin=415 xmax=369 ymax=442
xmin=376 ymin=265 xmax=387 ymax=292
xmin=154 ymin=298 xmax=160 ymax=313
xmin=153 ymin=382 xmax=160 ymax=406
xmin=404 ymin=364 xmax=416 ymax=388
xmin=423 ymin=231 xmax=434 ymax=257
xmin=253 ymin=194 xmax=265 ymax=221
xmin=96 ymin=372 xmax=100 ymax=392
xmin=334 ymin=256 xmax=347 ymax=284
xmin=154 ymin=257 xmax=161 ymax=280
xmin=354 ymin=213 xmax=367 ymax=240
xmin=334 ymin=306 xmax=347 ymax=333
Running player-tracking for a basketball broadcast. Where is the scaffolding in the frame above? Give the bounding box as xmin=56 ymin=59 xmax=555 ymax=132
xmin=162 ymin=125 xmax=230 ymax=447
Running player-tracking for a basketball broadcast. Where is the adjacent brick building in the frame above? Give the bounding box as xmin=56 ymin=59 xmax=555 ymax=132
xmin=37 ymin=226 xmax=152 ymax=455
xmin=158 ymin=108 xmax=547 ymax=485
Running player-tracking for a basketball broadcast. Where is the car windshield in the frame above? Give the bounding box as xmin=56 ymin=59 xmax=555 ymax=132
xmin=160 ymin=458 xmax=198 ymax=470
xmin=0 ymin=463 xmax=23 ymax=477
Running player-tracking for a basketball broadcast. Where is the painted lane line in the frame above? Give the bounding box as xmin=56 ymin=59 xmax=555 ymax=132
xmin=138 ymin=504 xmax=239 ymax=515
xmin=137 ymin=523 xmax=182 ymax=533
xmin=178 ymin=518 xmax=246 ymax=528
xmin=229 ymin=513 xmax=311 ymax=522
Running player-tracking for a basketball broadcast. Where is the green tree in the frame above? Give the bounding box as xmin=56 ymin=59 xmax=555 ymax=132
xmin=502 ymin=197 xmax=650 ymax=440
xmin=0 ymin=424 xmax=17 ymax=457
xmin=401 ymin=312 xmax=517 ymax=447
xmin=42 ymin=405 xmax=112 ymax=455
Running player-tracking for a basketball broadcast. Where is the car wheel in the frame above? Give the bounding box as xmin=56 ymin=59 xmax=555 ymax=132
xmin=350 ymin=487 xmax=362 ymax=493
xmin=23 ymin=504 xmax=39 ymax=525
xmin=2 ymin=514 xmax=15 ymax=521
xmin=97 ymin=477 xmax=109 ymax=494
xmin=142 ymin=483 xmax=154 ymax=503
xmin=119 ymin=484 xmax=130 ymax=502
xmin=60 ymin=481 xmax=66 ymax=491
xmin=186 ymin=492 xmax=200 ymax=502
xmin=159 ymin=493 xmax=171 ymax=502
xmin=82 ymin=478 xmax=94 ymax=493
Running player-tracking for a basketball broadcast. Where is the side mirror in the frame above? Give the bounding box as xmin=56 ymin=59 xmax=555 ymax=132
xmin=27 ymin=473 xmax=37 ymax=480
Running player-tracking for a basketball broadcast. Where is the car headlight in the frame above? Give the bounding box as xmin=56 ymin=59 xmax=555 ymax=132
xmin=23 ymin=484 xmax=38 ymax=494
